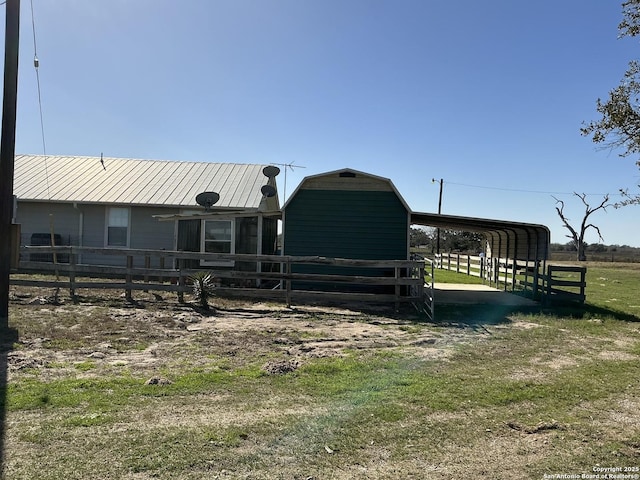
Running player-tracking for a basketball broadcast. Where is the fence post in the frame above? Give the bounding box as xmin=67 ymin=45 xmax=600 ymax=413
xmin=159 ymin=256 xmax=165 ymax=283
xmin=177 ymin=259 xmax=185 ymax=304
xmin=546 ymin=265 xmax=553 ymax=301
xmin=467 ymin=255 xmax=471 ymax=275
xmin=532 ymin=260 xmax=540 ymax=300
xmin=285 ymin=257 xmax=292 ymax=308
xmin=144 ymin=255 xmax=150 ymax=292
xmin=394 ymin=266 xmax=400 ymax=312
xmin=69 ymin=248 xmax=77 ymax=301
xmin=125 ymin=255 xmax=133 ymax=302
xmin=503 ymin=259 xmax=509 ymax=291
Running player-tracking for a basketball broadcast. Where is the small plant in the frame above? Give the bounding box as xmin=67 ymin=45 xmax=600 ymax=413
xmin=189 ymin=271 xmax=216 ymax=310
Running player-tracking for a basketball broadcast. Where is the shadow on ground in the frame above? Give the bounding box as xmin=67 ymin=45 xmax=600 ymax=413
xmin=431 ymin=302 xmax=640 ymax=330
xmin=431 ymin=304 xmax=537 ymax=330
xmin=541 ymin=303 xmax=640 ymax=323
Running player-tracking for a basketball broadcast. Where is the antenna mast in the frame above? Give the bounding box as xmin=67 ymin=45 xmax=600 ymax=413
xmin=272 ymin=162 xmax=305 ymax=201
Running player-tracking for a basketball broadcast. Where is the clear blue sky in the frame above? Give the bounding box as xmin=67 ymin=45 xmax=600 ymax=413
xmin=7 ymin=0 xmax=640 ymax=246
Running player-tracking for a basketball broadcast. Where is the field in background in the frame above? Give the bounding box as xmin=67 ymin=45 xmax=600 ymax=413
xmin=2 ymin=267 xmax=640 ymax=479
xmin=550 ymin=251 xmax=640 ymax=263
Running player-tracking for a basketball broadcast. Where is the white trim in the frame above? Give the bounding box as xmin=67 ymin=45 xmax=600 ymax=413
xmin=200 ymin=218 xmax=235 ymax=267
xmin=104 ymin=206 xmax=131 ymax=248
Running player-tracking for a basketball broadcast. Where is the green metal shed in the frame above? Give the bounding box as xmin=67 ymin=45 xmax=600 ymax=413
xmin=282 ymin=168 xmax=411 ymax=291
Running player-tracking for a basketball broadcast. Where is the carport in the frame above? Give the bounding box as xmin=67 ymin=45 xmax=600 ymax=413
xmin=411 ymin=212 xmax=550 ymax=264
xmin=411 ymin=212 xmax=550 ymax=308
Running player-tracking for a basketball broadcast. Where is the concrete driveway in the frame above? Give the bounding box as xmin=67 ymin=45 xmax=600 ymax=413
xmin=433 ymin=283 xmax=538 ymax=306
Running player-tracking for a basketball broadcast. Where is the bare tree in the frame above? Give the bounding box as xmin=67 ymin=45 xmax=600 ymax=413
xmin=553 ymin=193 xmax=610 ymax=261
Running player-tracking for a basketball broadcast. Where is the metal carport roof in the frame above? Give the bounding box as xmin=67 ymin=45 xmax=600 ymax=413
xmin=411 ymin=212 xmax=550 ymax=262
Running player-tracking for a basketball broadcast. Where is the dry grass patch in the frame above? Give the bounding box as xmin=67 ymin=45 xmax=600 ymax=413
xmin=4 ymin=284 xmax=640 ymax=479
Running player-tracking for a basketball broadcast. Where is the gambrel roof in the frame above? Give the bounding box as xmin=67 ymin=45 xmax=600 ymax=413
xmin=14 ymin=154 xmax=278 ymax=210
xmin=282 ymin=167 xmax=411 ymax=212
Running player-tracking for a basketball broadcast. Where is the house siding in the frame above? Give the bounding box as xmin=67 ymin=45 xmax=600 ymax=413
xmin=130 ymin=207 xmax=177 ymax=251
xmin=16 ymin=202 xmax=179 ymax=267
xmin=16 ymin=202 xmax=80 ymax=247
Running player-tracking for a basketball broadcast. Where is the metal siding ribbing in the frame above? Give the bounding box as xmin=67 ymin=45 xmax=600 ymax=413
xmin=411 ymin=212 xmax=550 ymax=261
xmin=14 ymin=155 xmax=274 ymax=209
xmin=126 ymin=160 xmax=169 ymax=205
xmin=285 ymin=189 xmax=408 ymax=260
xmin=175 ymin=162 xmax=217 ymax=206
xmin=156 ymin=161 xmax=196 ymax=206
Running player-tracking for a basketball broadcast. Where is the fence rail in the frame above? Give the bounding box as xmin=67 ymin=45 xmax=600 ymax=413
xmin=435 ymin=252 xmax=586 ymax=304
xmin=13 ymin=246 xmax=426 ymax=309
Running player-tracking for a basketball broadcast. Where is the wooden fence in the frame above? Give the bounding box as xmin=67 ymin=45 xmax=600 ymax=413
xmin=434 ymin=253 xmax=485 ymax=279
xmin=12 ymin=246 xmax=427 ymax=310
xmin=543 ymin=265 xmax=587 ymax=304
xmin=435 ymin=252 xmax=586 ymax=304
xmin=412 ymin=253 xmax=434 ymax=321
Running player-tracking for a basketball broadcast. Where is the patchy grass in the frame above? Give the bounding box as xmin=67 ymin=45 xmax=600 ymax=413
xmin=3 ymin=272 xmax=640 ymax=479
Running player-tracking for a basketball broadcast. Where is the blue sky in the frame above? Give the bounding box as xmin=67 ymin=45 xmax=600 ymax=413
xmin=7 ymin=0 xmax=640 ymax=246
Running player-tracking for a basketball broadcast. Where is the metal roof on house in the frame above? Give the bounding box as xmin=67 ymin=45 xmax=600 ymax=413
xmin=14 ymin=154 xmax=278 ymax=209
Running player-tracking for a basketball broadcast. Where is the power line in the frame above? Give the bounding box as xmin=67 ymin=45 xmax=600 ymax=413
xmin=444 ymin=180 xmax=635 ymax=197
xmin=30 ymin=0 xmax=47 ymax=162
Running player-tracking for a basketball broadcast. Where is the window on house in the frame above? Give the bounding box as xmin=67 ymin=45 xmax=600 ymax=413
xmin=107 ymin=207 xmax=129 ymax=247
xmin=201 ymin=219 xmax=234 ymax=266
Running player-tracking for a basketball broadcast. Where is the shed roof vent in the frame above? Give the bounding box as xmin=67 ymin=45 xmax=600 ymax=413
xmin=339 ymin=171 xmax=356 ymax=178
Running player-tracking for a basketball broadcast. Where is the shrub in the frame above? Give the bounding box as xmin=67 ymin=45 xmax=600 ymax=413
xmin=189 ymin=271 xmax=216 ymax=310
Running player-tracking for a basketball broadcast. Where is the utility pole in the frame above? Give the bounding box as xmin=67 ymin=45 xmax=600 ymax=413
xmin=432 ymin=178 xmax=443 ymax=254
xmin=0 ymin=0 xmax=21 ymax=328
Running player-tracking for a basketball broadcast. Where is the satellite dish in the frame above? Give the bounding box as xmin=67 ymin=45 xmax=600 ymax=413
xmin=263 ymin=165 xmax=280 ymax=178
xmin=261 ymin=185 xmax=277 ymax=198
xmin=195 ymin=191 xmax=220 ymax=210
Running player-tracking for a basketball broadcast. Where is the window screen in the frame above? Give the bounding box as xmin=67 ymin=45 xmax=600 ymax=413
xmin=107 ymin=207 xmax=129 ymax=247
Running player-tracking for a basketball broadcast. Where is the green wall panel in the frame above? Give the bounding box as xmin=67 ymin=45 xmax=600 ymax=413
xmin=284 ymin=189 xmax=408 ymax=260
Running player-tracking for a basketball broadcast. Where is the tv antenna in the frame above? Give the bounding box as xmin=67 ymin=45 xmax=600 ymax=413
xmin=272 ymin=162 xmax=306 ymax=201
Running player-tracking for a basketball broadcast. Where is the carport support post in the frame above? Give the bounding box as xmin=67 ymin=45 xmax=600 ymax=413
xmin=434 ymin=178 xmax=443 ymax=254
xmin=0 ymin=0 xmax=20 ymax=328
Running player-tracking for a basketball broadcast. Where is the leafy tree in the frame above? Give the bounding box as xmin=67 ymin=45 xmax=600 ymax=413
xmin=581 ymin=1 xmax=640 ymax=205
xmin=409 ymin=227 xmax=432 ymax=247
xmin=439 ymin=230 xmax=483 ymax=254
xmin=553 ymin=193 xmax=610 ymax=261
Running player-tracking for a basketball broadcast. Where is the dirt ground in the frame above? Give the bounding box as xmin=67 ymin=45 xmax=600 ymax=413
xmin=4 ymin=286 xmax=640 ymax=479
xmin=5 ymin=288 xmax=495 ymax=384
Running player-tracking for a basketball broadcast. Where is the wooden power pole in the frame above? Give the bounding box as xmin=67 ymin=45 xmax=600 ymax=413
xmin=0 ymin=0 xmax=21 ymax=328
